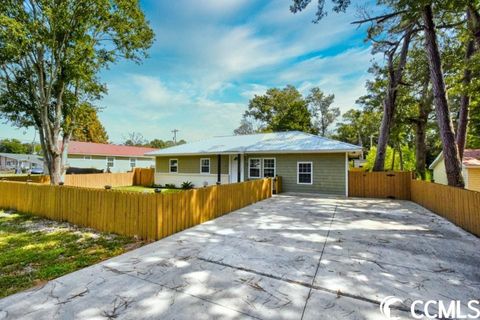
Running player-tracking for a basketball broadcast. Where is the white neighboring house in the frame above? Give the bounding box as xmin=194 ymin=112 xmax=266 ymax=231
xmin=0 ymin=153 xmax=43 ymax=172
xmin=65 ymin=141 xmax=155 ymax=173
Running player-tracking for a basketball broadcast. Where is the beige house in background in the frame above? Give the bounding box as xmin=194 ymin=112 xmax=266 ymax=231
xmin=430 ymin=149 xmax=480 ymax=192
xmin=146 ymin=131 xmax=362 ymax=195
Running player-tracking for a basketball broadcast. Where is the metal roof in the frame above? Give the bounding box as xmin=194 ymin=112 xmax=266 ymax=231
xmin=68 ymin=141 xmax=156 ymax=157
xmin=0 ymin=153 xmax=43 ymax=165
xmin=146 ymin=131 xmax=362 ymax=156
xmin=429 ymin=149 xmax=480 ymax=169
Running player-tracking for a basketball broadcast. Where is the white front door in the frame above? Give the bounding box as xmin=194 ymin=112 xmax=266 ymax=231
xmin=229 ymin=155 xmax=243 ymax=183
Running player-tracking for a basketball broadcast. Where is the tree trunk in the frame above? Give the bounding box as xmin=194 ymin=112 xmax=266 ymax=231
xmin=456 ymin=38 xmax=474 ymax=160
xmin=468 ymin=3 xmax=480 ymax=47
xmin=391 ymin=148 xmax=396 ymax=170
xmin=398 ymin=144 xmax=404 ymax=171
xmin=373 ymin=26 xmax=413 ymax=171
xmin=422 ymin=5 xmax=465 ymax=187
xmin=414 ymin=86 xmax=433 ymax=180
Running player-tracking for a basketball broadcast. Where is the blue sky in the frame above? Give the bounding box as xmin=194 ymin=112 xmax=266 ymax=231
xmin=0 ymin=0 xmax=377 ymax=144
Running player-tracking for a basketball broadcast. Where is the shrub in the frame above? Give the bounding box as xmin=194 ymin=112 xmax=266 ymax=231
xmin=165 ymin=183 xmax=176 ymax=189
xmin=181 ymin=181 xmax=194 ymax=189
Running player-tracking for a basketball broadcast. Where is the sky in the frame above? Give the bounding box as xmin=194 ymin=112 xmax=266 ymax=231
xmin=0 ymin=0 xmax=379 ymax=144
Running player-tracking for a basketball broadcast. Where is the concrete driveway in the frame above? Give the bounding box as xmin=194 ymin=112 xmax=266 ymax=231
xmin=1 ymin=194 xmax=479 ymax=319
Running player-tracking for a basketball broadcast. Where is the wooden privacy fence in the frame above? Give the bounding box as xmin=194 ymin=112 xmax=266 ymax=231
xmin=0 ymin=178 xmax=272 ymax=241
xmin=0 ymin=175 xmax=50 ymax=184
xmin=411 ymin=180 xmax=480 ymax=237
xmin=64 ymin=172 xmax=134 ymax=188
xmin=348 ymin=171 xmax=412 ymax=200
xmin=133 ymin=168 xmax=154 ymax=187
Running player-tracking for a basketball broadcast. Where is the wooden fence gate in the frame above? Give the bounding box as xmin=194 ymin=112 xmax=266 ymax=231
xmin=348 ymin=171 xmax=412 ymax=200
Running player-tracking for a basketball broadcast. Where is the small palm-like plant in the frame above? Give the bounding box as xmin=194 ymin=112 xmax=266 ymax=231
xmin=181 ymin=181 xmax=194 ymax=189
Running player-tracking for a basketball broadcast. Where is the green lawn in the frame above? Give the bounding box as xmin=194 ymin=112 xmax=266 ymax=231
xmin=0 ymin=210 xmax=142 ymax=298
xmin=113 ymin=186 xmax=183 ymax=193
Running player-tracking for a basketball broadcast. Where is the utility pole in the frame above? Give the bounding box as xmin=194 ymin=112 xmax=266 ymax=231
xmin=172 ymin=129 xmax=179 ymax=144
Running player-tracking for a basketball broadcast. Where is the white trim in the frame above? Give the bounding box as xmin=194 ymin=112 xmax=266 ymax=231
xmin=83 ymin=155 xmax=92 ymax=160
xmin=262 ymin=157 xmax=276 ymax=178
xmin=106 ymin=156 xmax=115 ymax=168
xmin=248 ymin=158 xmax=261 ymax=178
xmin=297 ymin=161 xmax=313 ymax=185
xmin=169 ymin=158 xmax=178 ymax=173
xmin=345 ymin=153 xmax=349 ymax=197
xmin=200 ymin=158 xmax=211 ymax=174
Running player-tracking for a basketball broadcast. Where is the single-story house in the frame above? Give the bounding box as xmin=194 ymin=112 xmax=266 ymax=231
xmin=145 ymin=131 xmax=362 ymax=195
xmin=430 ymin=149 xmax=480 ymax=192
xmin=66 ymin=141 xmax=156 ymax=173
xmin=0 ymin=153 xmax=44 ymax=172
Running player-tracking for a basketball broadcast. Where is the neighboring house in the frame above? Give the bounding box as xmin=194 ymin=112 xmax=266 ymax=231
xmin=146 ymin=131 xmax=362 ymax=195
xmin=430 ymin=149 xmax=480 ymax=192
xmin=66 ymin=141 xmax=155 ymax=173
xmin=0 ymin=153 xmax=44 ymax=172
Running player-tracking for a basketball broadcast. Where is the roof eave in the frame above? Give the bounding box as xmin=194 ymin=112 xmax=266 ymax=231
xmin=148 ymin=149 xmax=362 ymax=157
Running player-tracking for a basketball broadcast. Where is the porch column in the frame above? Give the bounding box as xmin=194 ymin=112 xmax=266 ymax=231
xmin=217 ymin=154 xmax=221 ymax=185
xmin=237 ymin=154 xmax=241 ymax=183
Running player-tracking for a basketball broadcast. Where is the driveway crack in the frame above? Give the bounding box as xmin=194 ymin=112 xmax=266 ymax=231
xmin=300 ymin=205 xmax=337 ymax=320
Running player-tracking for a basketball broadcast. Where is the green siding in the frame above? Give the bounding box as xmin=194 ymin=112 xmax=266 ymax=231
xmin=155 ymin=155 xmax=229 ymax=174
xmin=244 ymin=153 xmax=346 ymax=195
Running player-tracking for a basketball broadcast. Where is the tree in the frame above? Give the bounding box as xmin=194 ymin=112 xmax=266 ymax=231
xmin=70 ymin=103 xmax=109 ymax=144
xmin=0 ymin=1 xmax=154 ymax=184
xmin=372 ymin=26 xmax=414 ymax=171
xmin=307 ymin=87 xmax=338 ymax=136
xmin=148 ymin=139 xmax=186 ymax=149
xmin=0 ymin=139 xmax=30 ymax=154
xmin=333 ymin=109 xmax=381 ymax=151
xmin=124 ymin=132 xmax=147 ymax=146
xmin=234 ymin=118 xmax=257 ymax=135
xmin=242 ymin=85 xmax=316 ymax=133
xmin=422 ymin=4 xmax=464 ymax=187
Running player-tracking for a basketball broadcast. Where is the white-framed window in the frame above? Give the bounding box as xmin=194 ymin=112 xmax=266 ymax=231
xmin=130 ymin=157 xmax=136 ymax=168
xmin=83 ymin=155 xmax=92 ymax=160
xmin=297 ymin=161 xmax=313 ymax=185
xmin=263 ymin=158 xmax=276 ymax=178
xmin=200 ymin=158 xmax=210 ymax=174
xmin=169 ymin=159 xmax=178 ymax=173
xmin=107 ymin=157 xmax=115 ymax=168
xmin=248 ymin=158 xmax=261 ymax=178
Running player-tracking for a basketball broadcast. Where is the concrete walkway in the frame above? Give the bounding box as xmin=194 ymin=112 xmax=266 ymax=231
xmin=1 ymin=194 xmax=479 ymax=319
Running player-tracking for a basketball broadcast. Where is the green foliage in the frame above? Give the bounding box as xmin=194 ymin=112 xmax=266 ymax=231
xmin=69 ymin=103 xmax=109 ymax=144
xmin=363 ymin=146 xmax=416 ymax=172
xmin=165 ymin=183 xmax=176 ymax=189
xmin=332 ymin=109 xmax=381 ymax=149
xmin=0 ymin=139 xmax=31 ymax=154
xmin=148 ymin=139 xmax=187 ymax=149
xmin=242 ymin=85 xmax=316 ymax=134
xmin=0 ymin=0 xmax=154 ymax=183
xmin=0 ymin=210 xmax=138 ymax=298
xmin=181 ymin=181 xmax=194 ymax=190
xmin=307 ymin=87 xmax=339 ymax=136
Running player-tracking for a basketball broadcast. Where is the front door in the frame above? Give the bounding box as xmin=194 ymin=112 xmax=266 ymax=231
xmin=229 ymin=155 xmax=243 ymax=183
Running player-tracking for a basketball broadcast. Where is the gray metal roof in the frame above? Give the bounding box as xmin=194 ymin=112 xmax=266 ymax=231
xmin=0 ymin=153 xmax=43 ymax=165
xmin=146 ymin=131 xmax=362 ymax=156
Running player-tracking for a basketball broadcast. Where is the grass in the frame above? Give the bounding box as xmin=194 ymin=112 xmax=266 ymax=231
xmin=113 ymin=186 xmax=183 ymax=193
xmin=0 ymin=210 xmax=143 ymax=298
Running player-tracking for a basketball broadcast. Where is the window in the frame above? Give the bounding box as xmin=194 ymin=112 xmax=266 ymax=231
xmin=263 ymin=158 xmax=276 ymax=177
xmin=169 ymin=159 xmax=178 ymax=173
xmin=297 ymin=162 xmax=313 ymax=184
xmin=107 ymin=157 xmax=115 ymax=168
xmin=248 ymin=158 xmax=261 ymax=178
xmin=83 ymin=155 xmax=92 ymax=160
xmin=200 ymin=158 xmax=210 ymax=174
xmin=130 ymin=158 xmax=136 ymax=168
